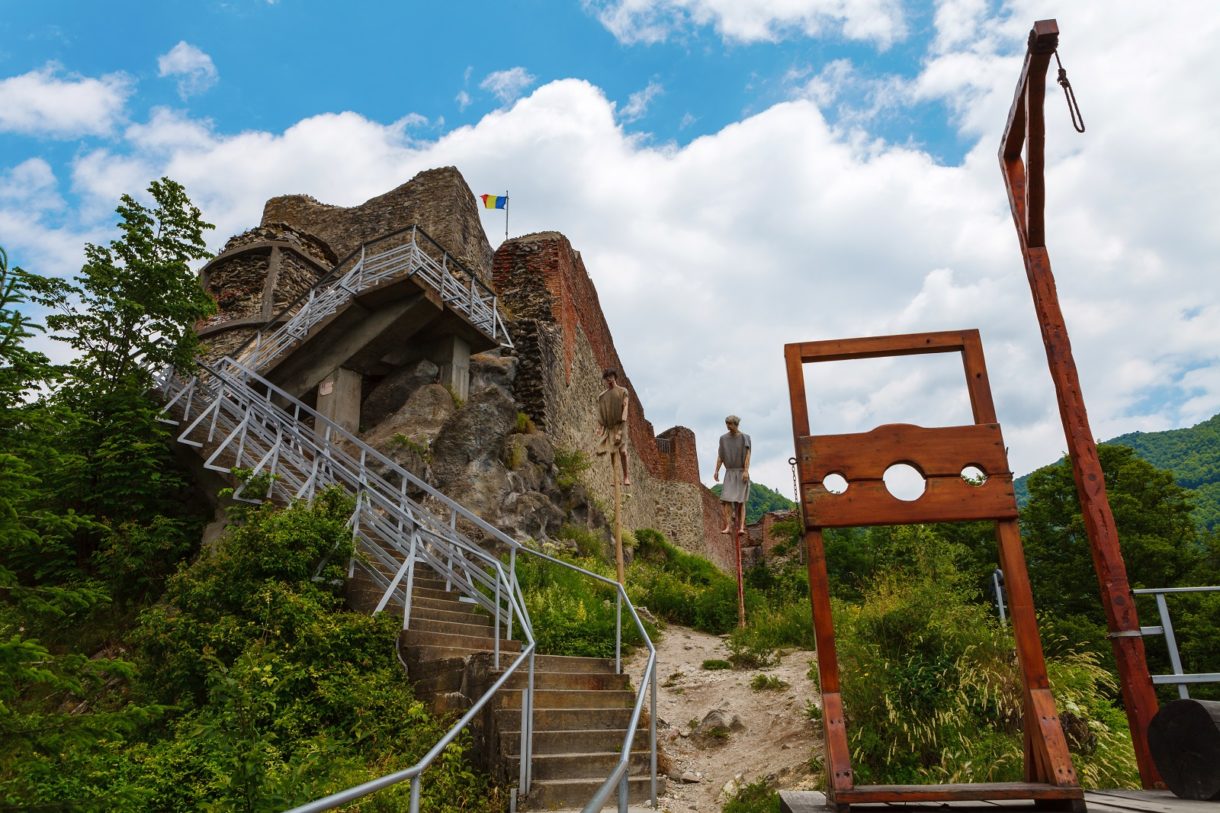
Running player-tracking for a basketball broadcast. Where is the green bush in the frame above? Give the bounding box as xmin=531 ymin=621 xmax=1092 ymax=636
xmin=722 ymin=778 xmax=779 ymax=813
xmin=553 ymin=447 xmax=591 ymax=490
xmin=129 ymin=491 xmax=504 ymax=812
xmin=628 ymin=529 xmax=740 ymax=633
xmin=833 ymin=560 xmax=1138 ymax=788
xmin=513 ymin=547 xmax=648 ymax=658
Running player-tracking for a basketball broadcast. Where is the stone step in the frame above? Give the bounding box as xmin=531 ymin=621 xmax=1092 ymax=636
xmin=508 ymin=749 xmax=651 ymax=782
xmin=407 ymin=645 xmax=527 ymax=665
xmin=401 ymin=629 xmax=521 ymax=653
xmin=491 ymin=670 xmax=631 ymax=692
xmin=530 ymin=654 xmax=617 ymax=674
xmin=495 ymin=707 xmax=634 ymax=732
xmin=410 ymin=584 xmax=474 ymax=602
xmin=525 ymin=775 xmax=661 ymax=810
xmin=497 ymin=688 xmax=635 ymax=710
xmin=501 ymin=728 xmax=642 ymax=757
xmin=412 ymin=588 xmax=483 ymax=607
xmin=408 ymin=617 xmax=499 ymax=639
xmin=410 ymin=604 xmax=494 ymax=628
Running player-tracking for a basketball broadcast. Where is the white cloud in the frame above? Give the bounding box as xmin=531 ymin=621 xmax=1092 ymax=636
xmin=0 ymin=63 xmax=131 ymax=137
xmin=0 ymin=158 xmax=64 ymax=212
xmin=479 ymin=67 xmax=536 ymax=105
xmin=456 ymin=90 xmax=472 ymax=111
xmin=587 ymin=0 xmax=907 ymax=47
xmin=157 ymin=41 xmax=218 ymax=99
xmin=25 ymin=2 xmax=1220 ymax=492
xmin=619 ymin=80 xmax=663 ymax=122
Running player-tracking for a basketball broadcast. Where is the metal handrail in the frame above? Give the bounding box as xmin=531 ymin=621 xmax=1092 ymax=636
xmin=155 ymin=357 xmax=658 ymax=811
xmin=235 ymin=225 xmax=510 ymax=373
xmin=228 ymin=223 xmax=504 ymax=362
xmin=1133 ymin=585 xmax=1220 ymax=699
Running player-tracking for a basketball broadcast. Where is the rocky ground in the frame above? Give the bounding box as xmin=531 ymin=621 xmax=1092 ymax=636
xmin=621 ymin=624 xmax=823 ymax=812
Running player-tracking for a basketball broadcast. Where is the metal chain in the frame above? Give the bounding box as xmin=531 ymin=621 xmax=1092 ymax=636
xmin=1054 ymin=50 xmax=1085 ymax=133
xmin=788 ymin=456 xmax=804 ymax=523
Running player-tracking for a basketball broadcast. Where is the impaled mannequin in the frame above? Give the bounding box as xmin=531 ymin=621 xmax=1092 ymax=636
xmin=713 ymin=414 xmax=751 ymax=533
xmin=595 ymin=368 xmax=631 ymax=486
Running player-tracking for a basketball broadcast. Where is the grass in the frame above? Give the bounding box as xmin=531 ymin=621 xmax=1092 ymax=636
xmin=749 ymin=674 xmax=789 ymax=692
xmin=701 ymin=659 xmax=731 ymax=670
xmin=553 ymin=447 xmax=591 ymax=490
xmin=722 ymin=779 xmax=780 ymax=813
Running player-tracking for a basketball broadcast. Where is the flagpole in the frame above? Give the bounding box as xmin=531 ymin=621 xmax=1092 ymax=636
xmin=504 ymin=189 xmax=509 ymax=241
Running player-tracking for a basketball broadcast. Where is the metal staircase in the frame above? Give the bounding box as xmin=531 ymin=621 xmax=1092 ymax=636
xmin=237 ymin=224 xmax=513 ymax=373
xmin=158 ymin=229 xmax=663 ymax=810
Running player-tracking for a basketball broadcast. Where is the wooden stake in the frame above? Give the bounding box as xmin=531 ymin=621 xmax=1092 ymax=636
xmin=613 ymin=475 xmax=625 ymax=585
xmin=734 ymin=512 xmax=746 ymax=629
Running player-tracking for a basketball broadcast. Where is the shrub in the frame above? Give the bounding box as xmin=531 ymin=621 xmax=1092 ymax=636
xmin=833 ymin=563 xmax=1139 ymax=788
xmin=702 ymin=659 xmax=731 ymax=671
xmin=131 ymin=491 xmax=504 ymax=811
xmin=553 ymin=447 xmax=591 ymax=491
xmin=750 ymin=674 xmax=789 ymax=691
xmin=722 ymin=778 xmax=780 ymax=813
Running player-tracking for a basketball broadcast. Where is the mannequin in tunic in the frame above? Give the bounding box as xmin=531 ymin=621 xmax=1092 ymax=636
xmin=595 ymin=368 xmax=631 ymax=486
xmin=713 ymin=415 xmax=751 ymax=534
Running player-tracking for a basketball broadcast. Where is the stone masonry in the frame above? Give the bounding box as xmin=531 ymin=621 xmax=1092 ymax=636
xmin=493 ymin=231 xmax=734 ymax=571
xmin=261 ymin=167 xmax=495 ymax=285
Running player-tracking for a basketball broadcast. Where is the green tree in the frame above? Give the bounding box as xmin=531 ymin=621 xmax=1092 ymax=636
xmin=1020 ymin=444 xmax=1206 ymax=680
xmin=25 ymin=178 xmax=215 ymax=566
xmin=36 ymin=177 xmax=215 ymax=388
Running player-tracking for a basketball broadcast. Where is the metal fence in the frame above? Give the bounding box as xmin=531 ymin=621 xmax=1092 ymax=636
xmin=155 ymin=357 xmax=655 ymax=813
xmin=239 ymin=225 xmax=512 ymax=373
xmin=1133 ymin=585 xmax=1220 ymax=699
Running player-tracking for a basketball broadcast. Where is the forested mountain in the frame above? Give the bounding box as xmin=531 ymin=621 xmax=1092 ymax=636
xmin=710 ymin=481 xmax=796 ymax=524
xmin=1015 ymin=412 xmax=1220 ymax=530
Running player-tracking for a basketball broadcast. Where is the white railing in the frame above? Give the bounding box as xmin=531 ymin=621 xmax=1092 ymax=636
xmin=1134 ymin=585 xmax=1220 ymax=699
xmin=154 ymin=357 xmax=656 ymax=812
xmin=239 ymin=225 xmax=511 ymax=373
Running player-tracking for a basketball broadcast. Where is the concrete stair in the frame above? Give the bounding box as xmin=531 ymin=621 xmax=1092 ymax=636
xmin=382 ymin=561 xmax=660 ymax=810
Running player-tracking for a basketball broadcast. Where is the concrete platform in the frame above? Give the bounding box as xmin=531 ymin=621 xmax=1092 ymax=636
xmin=780 ymin=789 xmax=1219 ymax=813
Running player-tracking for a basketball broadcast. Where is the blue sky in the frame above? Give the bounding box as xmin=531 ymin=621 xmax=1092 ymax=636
xmin=2 ymin=1 xmax=1218 ymax=490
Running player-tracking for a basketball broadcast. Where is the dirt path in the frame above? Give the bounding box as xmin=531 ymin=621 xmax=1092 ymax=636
xmin=624 ymin=624 xmax=822 ymax=811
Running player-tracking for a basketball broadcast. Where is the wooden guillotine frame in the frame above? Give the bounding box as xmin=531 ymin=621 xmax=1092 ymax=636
xmin=784 ymin=329 xmax=1084 ymax=812
xmin=999 ymin=19 xmax=1161 ymax=787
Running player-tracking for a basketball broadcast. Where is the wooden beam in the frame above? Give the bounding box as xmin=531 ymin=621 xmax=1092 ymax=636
xmin=997 ymin=18 xmax=1163 ymax=789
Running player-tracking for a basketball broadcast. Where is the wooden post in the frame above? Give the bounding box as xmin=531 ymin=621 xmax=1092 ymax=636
xmin=734 ymin=519 xmax=746 ymax=629
xmin=998 ymin=18 xmax=1162 ymax=788
xmin=613 ymin=476 xmax=625 ymax=585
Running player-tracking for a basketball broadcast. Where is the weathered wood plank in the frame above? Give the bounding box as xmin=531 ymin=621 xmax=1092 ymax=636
xmin=798 ymin=424 xmax=1010 ymax=480
xmin=802 ymin=475 xmax=1018 ymax=527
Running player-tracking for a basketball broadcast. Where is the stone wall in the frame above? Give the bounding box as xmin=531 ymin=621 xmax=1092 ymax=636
xmin=195 ymin=223 xmax=333 ymax=364
xmin=493 ymin=231 xmax=731 ymax=567
xmin=261 ymin=166 xmax=495 ymax=285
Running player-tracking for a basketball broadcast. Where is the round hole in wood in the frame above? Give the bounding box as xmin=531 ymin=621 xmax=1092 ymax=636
xmin=823 ymin=473 xmax=848 ymax=495
xmin=883 ymin=463 xmax=926 ymax=501
xmin=961 ymin=465 xmax=988 ymax=486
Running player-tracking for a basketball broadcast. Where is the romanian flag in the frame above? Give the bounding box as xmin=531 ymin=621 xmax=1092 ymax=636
xmin=480 ymin=194 xmax=508 ymax=210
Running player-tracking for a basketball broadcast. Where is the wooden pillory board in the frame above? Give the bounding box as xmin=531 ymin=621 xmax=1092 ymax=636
xmin=784 ymin=329 xmax=1084 ymax=812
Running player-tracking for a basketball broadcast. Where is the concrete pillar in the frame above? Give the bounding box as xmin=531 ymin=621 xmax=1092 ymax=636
xmin=431 ymin=334 xmax=471 ymax=402
xmin=316 ymin=367 xmax=362 ymax=434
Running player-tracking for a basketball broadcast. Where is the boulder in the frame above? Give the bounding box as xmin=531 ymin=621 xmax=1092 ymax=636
xmin=430 ymin=387 xmax=518 ymax=486
xmin=362 ymin=359 xmax=441 ymax=428
xmin=694 ymin=709 xmax=744 ymax=745
xmin=470 ymin=352 xmax=517 ymax=396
